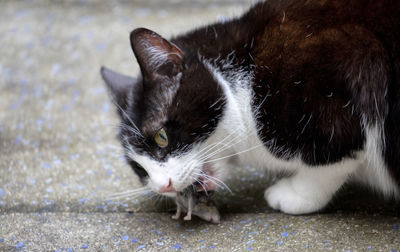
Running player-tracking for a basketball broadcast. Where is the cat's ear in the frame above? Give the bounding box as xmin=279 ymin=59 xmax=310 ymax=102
xmin=100 ymin=66 xmax=136 ymax=109
xmin=130 ymin=28 xmax=184 ymax=82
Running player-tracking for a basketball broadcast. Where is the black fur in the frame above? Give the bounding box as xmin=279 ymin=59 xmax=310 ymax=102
xmin=102 ymin=0 xmax=400 ymax=190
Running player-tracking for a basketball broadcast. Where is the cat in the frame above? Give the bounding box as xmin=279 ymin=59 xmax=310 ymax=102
xmin=101 ymin=0 xmax=400 ymax=215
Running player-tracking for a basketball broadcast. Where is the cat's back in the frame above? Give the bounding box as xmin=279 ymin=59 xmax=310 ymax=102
xmin=252 ymin=0 xmax=400 ymax=52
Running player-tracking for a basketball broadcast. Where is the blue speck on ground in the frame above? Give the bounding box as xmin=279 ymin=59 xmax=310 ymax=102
xmin=0 ymin=188 xmax=5 ymax=198
xmin=284 ymin=225 xmax=289 ymax=229
xmin=0 ymin=238 xmax=4 ymax=242
xmin=132 ymin=238 xmax=138 ymax=243
xmin=240 ymin=220 xmax=250 ymax=224
xmin=277 ymin=241 xmax=283 ymax=245
xmin=138 ymin=245 xmax=146 ymax=250
xmin=40 ymin=162 xmax=51 ymax=169
xmin=173 ymin=244 xmax=182 ymax=249
xmin=81 ymin=244 xmax=88 ymax=249
xmin=121 ymin=235 xmax=129 ymax=241
xmin=15 ymin=241 xmax=25 ymax=249
xmin=53 ymin=159 xmax=62 ymax=165
xmin=393 ymin=224 xmax=398 ymax=231
xmin=246 ymin=240 xmax=255 ymax=245
xmin=247 ymin=247 xmax=253 ymax=250
xmin=67 ymin=248 xmax=73 ymax=252
xmin=281 ymin=232 xmax=289 ymax=238
xmin=208 ymin=246 xmax=216 ymax=249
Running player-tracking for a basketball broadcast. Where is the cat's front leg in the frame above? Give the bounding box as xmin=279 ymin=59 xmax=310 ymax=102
xmin=265 ymin=161 xmax=360 ymax=214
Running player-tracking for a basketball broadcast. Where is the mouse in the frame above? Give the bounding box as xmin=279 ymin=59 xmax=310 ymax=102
xmin=172 ymin=186 xmax=220 ymax=224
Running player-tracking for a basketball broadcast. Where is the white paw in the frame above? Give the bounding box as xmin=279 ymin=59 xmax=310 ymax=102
xmin=183 ymin=215 xmax=191 ymax=221
xmin=265 ymin=179 xmax=325 ymax=215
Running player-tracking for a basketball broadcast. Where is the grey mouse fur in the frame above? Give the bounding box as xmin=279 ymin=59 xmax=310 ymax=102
xmin=172 ymin=186 xmax=220 ymax=224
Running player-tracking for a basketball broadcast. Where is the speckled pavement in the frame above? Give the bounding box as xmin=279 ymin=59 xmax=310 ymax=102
xmin=0 ymin=0 xmax=399 ymax=251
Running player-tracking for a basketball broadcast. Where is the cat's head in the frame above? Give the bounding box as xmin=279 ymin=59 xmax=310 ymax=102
xmin=101 ymin=28 xmax=227 ymax=197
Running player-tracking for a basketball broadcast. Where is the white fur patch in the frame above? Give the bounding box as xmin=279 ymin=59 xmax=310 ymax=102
xmin=353 ymin=123 xmax=399 ymax=198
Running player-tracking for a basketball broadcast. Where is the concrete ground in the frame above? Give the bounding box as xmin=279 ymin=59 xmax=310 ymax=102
xmin=0 ymin=0 xmax=399 ymax=251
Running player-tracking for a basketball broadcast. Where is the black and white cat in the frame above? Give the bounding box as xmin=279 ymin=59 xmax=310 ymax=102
xmin=101 ymin=0 xmax=400 ymax=215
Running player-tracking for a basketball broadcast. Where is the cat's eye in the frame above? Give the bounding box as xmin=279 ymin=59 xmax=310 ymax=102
xmin=154 ymin=128 xmax=168 ymax=148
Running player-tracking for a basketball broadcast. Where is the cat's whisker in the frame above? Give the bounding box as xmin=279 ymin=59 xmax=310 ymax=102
xmin=177 ymin=130 xmax=250 ymax=184
xmin=107 ymin=193 xmax=146 ymax=201
xmin=191 ymin=127 xmax=244 ymax=159
xmin=108 ymin=187 xmax=150 ymax=197
xmin=97 ymin=121 xmax=121 ymax=130
xmin=106 ymin=187 xmax=151 ymax=200
xmin=154 ymin=194 xmax=172 ymax=211
xmin=176 ymin=156 xmax=201 ymax=182
xmin=198 ymin=129 xmax=260 ymax=162
xmin=192 ymin=173 xmax=224 ymax=191
xmin=194 ymin=172 xmax=233 ymax=194
xmin=203 ymin=143 xmax=264 ymax=164
xmin=176 ymin=128 xmax=248 ymax=181
xmin=192 ymin=171 xmax=233 ymax=194
xmin=113 ymin=101 xmax=144 ymax=138
xmin=120 ymin=122 xmax=143 ymax=139
xmin=195 ymin=133 xmax=244 ymax=163
xmin=190 ymin=176 xmax=209 ymax=196
xmin=194 ymin=127 xmax=245 ymax=161
xmin=197 ymin=132 xmax=250 ymax=162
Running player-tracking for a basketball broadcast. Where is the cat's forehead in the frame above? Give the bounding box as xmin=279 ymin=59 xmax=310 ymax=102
xmin=140 ymin=74 xmax=182 ymax=134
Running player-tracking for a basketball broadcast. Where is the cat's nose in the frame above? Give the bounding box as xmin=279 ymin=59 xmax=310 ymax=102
xmin=158 ymin=178 xmax=175 ymax=193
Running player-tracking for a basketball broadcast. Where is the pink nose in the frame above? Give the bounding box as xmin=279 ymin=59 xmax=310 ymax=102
xmin=158 ymin=178 xmax=175 ymax=193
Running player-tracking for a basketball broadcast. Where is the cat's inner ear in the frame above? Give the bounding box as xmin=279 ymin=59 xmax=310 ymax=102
xmin=100 ymin=66 xmax=136 ymax=109
xmin=130 ymin=28 xmax=184 ymax=81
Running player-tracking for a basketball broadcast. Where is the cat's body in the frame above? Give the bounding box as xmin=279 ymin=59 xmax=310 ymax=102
xmin=101 ymin=0 xmax=400 ymax=216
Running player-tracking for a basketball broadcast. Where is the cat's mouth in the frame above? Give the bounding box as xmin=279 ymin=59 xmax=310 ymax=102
xmin=193 ymin=164 xmax=216 ymax=192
